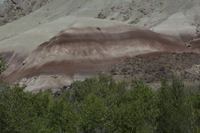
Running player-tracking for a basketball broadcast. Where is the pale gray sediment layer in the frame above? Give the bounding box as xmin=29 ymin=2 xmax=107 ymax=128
xmin=0 ymin=0 xmax=5 ymax=8
xmin=0 ymin=0 xmax=199 ymax=92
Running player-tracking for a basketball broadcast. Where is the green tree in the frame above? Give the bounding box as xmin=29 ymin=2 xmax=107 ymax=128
xmin=1 ymin=52 xmax=200 ymax=133
xmin=156 ymin=77 xmax=192 ymax=133
xmin=0 ymin=53 xmax=8 ymax=76
xmin=44 ymin=98 xmax=78 ymax=132
xmin=106 ymin=79 xmax=158 ymax=133
xmin=78 ymin=93 xmax=108 ymax=132
xmin=0 ymin=84 xmax=37 ymax=132
xmin=188 ymin=87 xmax=200 ymax=133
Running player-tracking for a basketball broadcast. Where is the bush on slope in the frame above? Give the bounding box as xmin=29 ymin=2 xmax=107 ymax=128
xmin=0 ymin=53 xmax=199 ymax=132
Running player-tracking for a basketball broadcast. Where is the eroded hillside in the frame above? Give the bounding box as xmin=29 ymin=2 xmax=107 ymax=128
xmin=0 ymin=0 xmax=51 ymax=26
xmin=0 ymin=0 xmax=199 ymax=92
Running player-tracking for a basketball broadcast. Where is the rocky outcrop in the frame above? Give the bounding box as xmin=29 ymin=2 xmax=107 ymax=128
xmin=0 ymin=0 xmax=51 ymax=26
xmin=105 ymin=52 xmax=200 ymax=88
xmin=53 ymin=85 xmax=74 ymax=98
xmin=97 ymin=12 xmax=106 ymax=19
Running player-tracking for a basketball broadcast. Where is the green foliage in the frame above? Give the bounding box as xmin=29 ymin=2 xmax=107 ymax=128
xmin=72 ymin=73 xmax=123 ymax=102
xmin=0 ymin=53 xmax=8 ymax=76
xmin=187 ymin=87 xmax=200 ymax=133
xmin=156 ymin=77 xmax=192 ymax=133
xmin=71 ymin=73 xmax=128 ymax=132
xmin=45 ymin=99 xmax=78 ymax=132
xmin=0 ymin=84 xmax=38 ymax=132
xmin=0 ymin=53 xmax=200 ymax=133
xmin=0 ymin=83 xmax=77 ymax=133
xmin=72 ymin=75 xmax=158 ymax=133
xmin=106 ymin=79 xmax=158 ymax=133
xmin=78 ymin=93 xmax=108 ymax=132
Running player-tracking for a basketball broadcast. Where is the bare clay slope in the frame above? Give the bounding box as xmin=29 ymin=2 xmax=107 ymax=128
xmin=0 ymin=0 xmax=200 ymax=92
xmin=6 ymin=19 xmax=191 ymax=92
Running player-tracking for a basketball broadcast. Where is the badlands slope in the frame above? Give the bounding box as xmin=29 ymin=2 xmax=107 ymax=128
xmin=0 ymin=0 xmax=199 ymax=92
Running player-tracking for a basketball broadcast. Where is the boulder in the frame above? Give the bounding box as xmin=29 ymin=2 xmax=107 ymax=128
xmin=185 ymin=43 xmax=191 ymax=48
xmin=97 ymin=13 xmax=106 ymax=19
xmin=53 ymin=91 xmax=61 ymax=98
xmin=97 ymin=27 xmax=101 ymax=30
